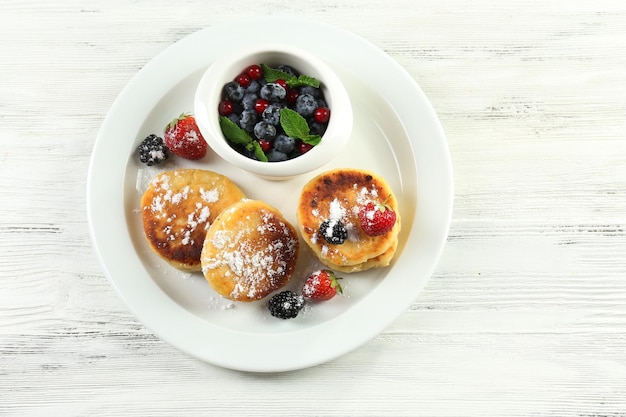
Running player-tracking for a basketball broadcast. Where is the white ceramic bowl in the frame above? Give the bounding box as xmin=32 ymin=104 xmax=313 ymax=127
xmin=194 ymin=44 xmax=353 ymax=180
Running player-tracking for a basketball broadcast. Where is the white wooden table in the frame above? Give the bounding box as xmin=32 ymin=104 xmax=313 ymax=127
xmin=2 ymin=1 xmax=625 ymax=416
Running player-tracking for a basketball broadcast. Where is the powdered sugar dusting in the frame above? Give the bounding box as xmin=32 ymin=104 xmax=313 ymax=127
xmin=200 ymin=187 xmax=219 ymax=203
xmin=329 ymin=198 xmax=346 ymax=220
xmin=142 ymin=173 xmax=215 ymax=246
xmin=202 ymin=207 xmax=298 ymax=301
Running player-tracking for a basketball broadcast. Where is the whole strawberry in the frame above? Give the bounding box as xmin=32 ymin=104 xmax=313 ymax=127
xmin=164 ymin=113 xmax=207 ymax=160
xmin=302 ymin=269 xmax=342 ymax=302
xmin=358 ymin=198 xmax=397 ymax=236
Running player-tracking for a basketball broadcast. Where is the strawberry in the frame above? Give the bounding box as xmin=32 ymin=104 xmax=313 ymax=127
xmin=163 ymin=113 xmax=207 ymax=160
xmin=358 ymin=198 xmax=397 ymax=236
xmin=302 ymin=269 xmax=342 ymax=301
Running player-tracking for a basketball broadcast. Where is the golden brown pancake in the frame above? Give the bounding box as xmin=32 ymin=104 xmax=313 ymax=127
xmin=140 ymin=169 xmax=246 ymax=271
xmin=296 ymin=168 xmax=400 ymax=271
xmin=321 ymin=238 xmax=398 ymax=273
xmin=201 ymin=199 xmax=299 ymax=302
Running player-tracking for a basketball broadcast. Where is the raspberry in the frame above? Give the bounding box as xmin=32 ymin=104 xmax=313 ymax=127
xmin=268 ymin=291 xmax=305 ymax=319
xmin=137 ymin=134 xmax=169 ymax=166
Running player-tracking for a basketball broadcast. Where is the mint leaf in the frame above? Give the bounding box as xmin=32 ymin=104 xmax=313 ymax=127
xmin=287 ymin=75 xmax=319 ymax=89
xmin=301 ymin=134 xmax=322 ymax=146
xmin=280 ymin=108 xmax=322 ymax=146
xmin=261 ymin=64 xmax=320 ymax=88
xmin=246 ymin=141 xmax=268 ymax=162
xmin=220 ymin=117 xmax=268 ymax=162
xmin=219 ymin=116 xmax=252 ymax=145
xmin=260 ymin=64 xmax=293 ymax=83
xmin=280 ymin=108 xmax=310 ymax=138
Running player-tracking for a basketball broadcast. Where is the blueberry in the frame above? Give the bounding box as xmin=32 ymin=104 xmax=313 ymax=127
xmin=254 ymin=121 xmax=276 ymax=140
xmin=309 ymin=122 xmax=327 ymax=137
xmin=260 ymin=83 xmax=286 ymax=102
xmin=223 ymin=81 xmax=245 ymax=102
xmin=242 ymin=93 xmax=258 ymax=111
xmin=262 ymin=103 xmax=282 ymax=126
xmin=246 ymin=80 xmax=261 ymax=94
xmin=277 ymin=64 xmax=297 ymax=77
xmin=267 ymin=149 xmax=288 ymax=162
xmin=295 ymin=93 xmax=317 ymax=117
xmin=273 ymin=134 xmax=296 ymax=153
xmin=239 ymin=110 xmax=258 ymax=132
xmin=227 ymin=113 xmax=240 ymax=125
xmin=299 ymin=85 xmax=320 ymax=98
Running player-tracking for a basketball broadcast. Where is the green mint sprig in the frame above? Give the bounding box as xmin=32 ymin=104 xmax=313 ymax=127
xmin=280 ymin=108 xmax=322 ymax=146
xmin=219 ymin=116 xmax=268 ymax=162
xmin=261 ymin=64 xmax=320 ymax=89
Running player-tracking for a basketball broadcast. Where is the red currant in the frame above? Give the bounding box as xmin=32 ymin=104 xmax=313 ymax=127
xmin=298 ymin=142 xmax=314 ymax=154
xmin=218 ymin=100 xmax=234 ymax=116
xmin=235 ymin=73 xmax=251 ymax=88
xmin=245 ymin=65 xmax=263 ymax=81
xmin=258 ymin=139 xmax=272 ymax=152
xmin=286 ymin=89 xmax=299 ymax=105
xmin=313 ymin=107 xmax=331 ymax=124
xmin=254 ymin=99 xmax=270 ymax=114
xmin=275 ymin=79 xmax=287 ymax=89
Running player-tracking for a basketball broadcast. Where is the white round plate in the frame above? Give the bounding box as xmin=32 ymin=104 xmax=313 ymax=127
xmin=87 ymin=17 xmax=453 ymax=372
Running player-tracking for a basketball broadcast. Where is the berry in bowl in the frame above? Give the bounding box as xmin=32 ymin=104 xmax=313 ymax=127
xmin=194 ymin=44 xmax=353 ymax=180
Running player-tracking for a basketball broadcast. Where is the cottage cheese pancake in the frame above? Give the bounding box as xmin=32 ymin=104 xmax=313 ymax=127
xmin=296 ymin=168 xmax=401 ymax=270
xmin=141 ymin=169 xmax=246 ymax=271
xmin=323 ymin=238 xmax=398 ymax=273
xmin=201 ymin=199 xmax=299 ymax=302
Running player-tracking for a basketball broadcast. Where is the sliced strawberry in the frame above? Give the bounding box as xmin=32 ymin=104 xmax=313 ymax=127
xmin=163 ymin=113 xmax=207 ymax=160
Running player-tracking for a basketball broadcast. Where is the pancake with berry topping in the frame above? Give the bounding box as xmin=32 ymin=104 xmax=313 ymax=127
xmin=201 ymin=199 xmax=299 ymax=302
xmin=296 ymin=168 xmax=401 ymax=271
xmin=141 ymin=169 xmax=246 ymax=271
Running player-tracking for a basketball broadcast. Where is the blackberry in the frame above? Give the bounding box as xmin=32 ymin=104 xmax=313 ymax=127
xmin=319 ymin=219 xmax=348 ymax=245
xmin=137 ymin=134 xmax=169 ymax=166
xmin=268 ymin=291 xmax=305 ymax=319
